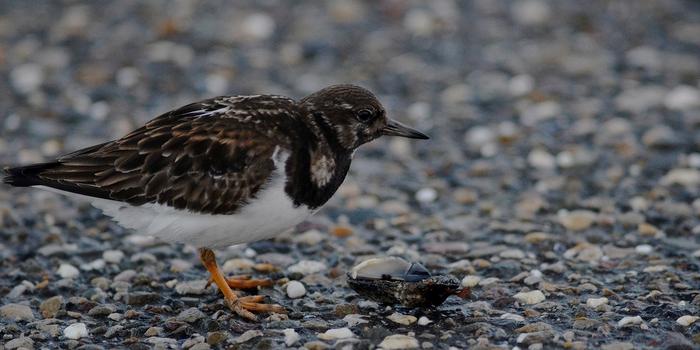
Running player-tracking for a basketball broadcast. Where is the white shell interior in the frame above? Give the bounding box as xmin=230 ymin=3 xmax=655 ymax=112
xmin=350 ymin=257 xmax=410 ymax=280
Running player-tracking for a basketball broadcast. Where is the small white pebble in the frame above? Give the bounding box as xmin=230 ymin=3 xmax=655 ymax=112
xmin=676 ymin=315 xmax=699 ymax=327
xmin=417 ymin=316 xmax=432 ymax=326
xmin=244 ymin=248 xmax=257 ymax=258
xmin=282 ymin=328 xmax=300 ymax=346
xmin=513 ymin=290 xmax=546 ymax=305
xmin=586 ymin=297 xmax=609 ymax=308
xmin=287 ymin=260 xmax=327 ymax=275
xmin=80 ymin=259 xmax=106 ymax=271
xmin=415 ymin=188 xmax=438 ymax=203
xmin=635 ymin=244 xmax=653 ymax=255
xmin=317 ymin=327 xmax=354 ymax=340
xmin=479 ymin=277 xmax=500 ymax=286
xmin=618 ymin=316 xmax=643 ymax=327
xmin=63 ymin=322 xmax=88 ymax=339
xmin=102 ymin=250 xmax=124 ymax=264
xmin=286 ymin=281 xmax=306 ymax=299
xmin=461 ymin=275 xmax=481 ymax=288
xmin=57 ymin=263 xmax=80 ymax=279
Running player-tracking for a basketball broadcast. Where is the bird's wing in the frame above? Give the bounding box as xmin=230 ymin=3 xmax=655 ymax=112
xmin=4 ymin=97 xmax=296 ymax=215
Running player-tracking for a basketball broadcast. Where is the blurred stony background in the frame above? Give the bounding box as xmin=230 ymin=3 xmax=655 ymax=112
xmin=1 ymin=0 xmax=700 ymax=349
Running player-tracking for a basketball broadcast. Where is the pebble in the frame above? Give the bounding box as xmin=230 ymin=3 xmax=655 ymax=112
xmin=40 ymin=296 xmax=64 ymax=318
xmin=461 ymin=275 xmax=481 ymax=288
xmin=635 ymin=244 xmax=653 ymax=255
xmin=175 ymin=280 xmax=208 ymax=295
xmin=676 ymin=315 xmax=698 ymax=326
xmin=387 ymin=312 xmax=417 ymax=325
xmin=0 ymin=303 xmax=35 ymax=321
xmin=283 ymin=328 xmax=300 ymax=346
xmin=64 ymin=323 xmax=89 ymax=339
xmin=170 ymin=259 xmax=193 ymax=272
xmin=643 ymin=265 xmax=668 ymax=273
xmin=80 ymin=259 xmax=106 ymax=271
xmin=176 ymin=307 xmax=206 ymax=323
xmin=528 ymin=149 xmax=556 ymax=170
xmin=10 ymin=63 xmax=44 ymax=93
xmin=417 ymin=316 xmax=432 ymax=326
xmin=234 ymin=330 xmax=263 ymax=343
xmin=222 ymin=258 xmax=255 ymax=273
xmin=114 ymin=269 xmax=137 ymax=282
xmin=147 ymin=337 xmax=178 ymax=347
xmin=286 ymin=281 xmax=307 ymax=299
xmin=500 ymin=313 xmax=525 ymax=322
xmin=586 ymin=297 xmax=609 ymax=309
xmin=102 ymin=250 xmax=124 ymax=264
xmin=661 ymin=168 xmax=700 ymax=187
xmin=514 ymin=290 xmax=546 ymax=305
xmin=240 ymin=13 xmax=275 ymax=41
xmin=415 ymin=188 xmax=438 ymax=203
xmin=57 ymin=263 xmax=80 ymax=279
xmin=292 ymin=229 xmax=325 ymax=245
xmin=287 ymin=260 xmax=327 ymax=275
xmin=144 ymin=327 xmax=163 ymax=337
xmin=343 ymin=314 xmax=369 ymax=327
xmin=317 ymin=327 xmax=355 ymax=340
xmin=601 ymin=342 xmax=634 ymax=350
xmin=664 ymin=85 xmax=700 ymax=110
xmin=500 ymin=249 xmax=526 ymax=259
xmin=558 ymin=210 xmax=596 ymax=231
xmin=617 ymin=316 xmax=643 ymax=327
xmin=126 ymin=292 xmax=159 ymax=306
xmin=5 ymin=336 xmax=34 ymax=350
xmin=206 ymin=331 xmax=229 ymax=346
xmin=378 ymin=334 xmax=420 ymax=350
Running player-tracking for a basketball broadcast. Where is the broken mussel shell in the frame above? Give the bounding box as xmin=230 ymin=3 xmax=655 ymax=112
xmin=347 ymin=257 xmax=461 ymax=308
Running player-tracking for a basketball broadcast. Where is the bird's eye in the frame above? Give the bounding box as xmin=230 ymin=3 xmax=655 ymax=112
xmin=356 ymin=109 xmax=375 ymax=123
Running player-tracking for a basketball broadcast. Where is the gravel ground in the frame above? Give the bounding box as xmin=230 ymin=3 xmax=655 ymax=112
xmin=2 ymin=1 xmax=700 ymax=349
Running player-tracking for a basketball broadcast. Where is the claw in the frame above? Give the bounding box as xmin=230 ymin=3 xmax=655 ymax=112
xmin=225 ymin=295 xmax=286 ymax=321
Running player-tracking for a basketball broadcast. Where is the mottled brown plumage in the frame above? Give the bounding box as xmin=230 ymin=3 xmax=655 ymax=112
xmin=4 ymin=85 xmax=427 ymax=216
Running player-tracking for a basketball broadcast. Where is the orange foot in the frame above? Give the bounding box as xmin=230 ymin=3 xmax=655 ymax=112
xmin=199 ymin=248 xmax=286 ymax=321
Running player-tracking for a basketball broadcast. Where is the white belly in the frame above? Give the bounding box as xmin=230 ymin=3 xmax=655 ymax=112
xmin=35 ymin=152 xmax=315 ymax=248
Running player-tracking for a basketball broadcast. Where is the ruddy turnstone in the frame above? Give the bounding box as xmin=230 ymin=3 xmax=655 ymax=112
xmin=3 ymin=84 xmax=428 ymax=320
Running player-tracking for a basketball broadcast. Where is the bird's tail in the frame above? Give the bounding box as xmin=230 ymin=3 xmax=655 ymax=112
xmin=2 ymin=163 xmax=58 ymax=187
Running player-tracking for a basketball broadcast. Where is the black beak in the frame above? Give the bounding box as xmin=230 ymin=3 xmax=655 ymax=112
xmin=382 ymin=119 xmax=429 ymax=139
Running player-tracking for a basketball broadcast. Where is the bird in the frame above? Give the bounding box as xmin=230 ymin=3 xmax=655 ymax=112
xmin=2 ymin=84 xmax=429 ymax=320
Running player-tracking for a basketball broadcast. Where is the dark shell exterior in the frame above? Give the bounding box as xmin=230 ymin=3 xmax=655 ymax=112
xmin=348 ymin=257 xmax=460 ymax=307
xmin=347 ymin=272 xmax=460 ymax=308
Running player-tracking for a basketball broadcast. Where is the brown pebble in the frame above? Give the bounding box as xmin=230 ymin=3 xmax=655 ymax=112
xmin=253 ymin=263 xmax=278 ymax=273
xmin=334 ymin=303 xmax=359 ymax=317
xmin=524 ymin=309 xmax=541 ymax=318
xmin=638 ymin=222 xmax=659 ymax=236
xmin=331 ymin=226 xmax=353 ymax=238
xmin=328 ymin=267 xmax=343 ymax=279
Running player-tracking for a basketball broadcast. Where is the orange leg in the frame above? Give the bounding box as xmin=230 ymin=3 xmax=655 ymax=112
xmin=199 ymin=248 xmax=285 ymax=320
xmin=223 ymin=275 xmax=274 ymax=289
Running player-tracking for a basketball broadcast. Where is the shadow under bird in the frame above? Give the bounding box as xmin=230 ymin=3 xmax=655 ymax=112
xmin=3 ymin=84 xmax=428 ymax=320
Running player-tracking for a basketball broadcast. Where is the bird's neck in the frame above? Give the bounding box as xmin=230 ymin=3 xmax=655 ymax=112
xmin=284 ymin=112 xmax=354 ymax=209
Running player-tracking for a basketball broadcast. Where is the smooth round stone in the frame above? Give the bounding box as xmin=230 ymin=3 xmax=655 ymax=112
xmin=57 ymin=263 xmax=80 ymax=279
xmin=286 ymin=281 xmax=306 ymax=299
xmin=63 ymin=323 xmax=88 ymax=340
xmin=513 ymin=290 xmax=546 ymax=305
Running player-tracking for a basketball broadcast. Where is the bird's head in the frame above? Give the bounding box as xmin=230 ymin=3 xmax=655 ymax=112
xmin=300 ymin=84 xmax=429 ymax=150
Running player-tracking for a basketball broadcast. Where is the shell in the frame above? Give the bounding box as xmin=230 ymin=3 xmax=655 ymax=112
xmin=347 ymin=257 xmax=460 ymax=308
